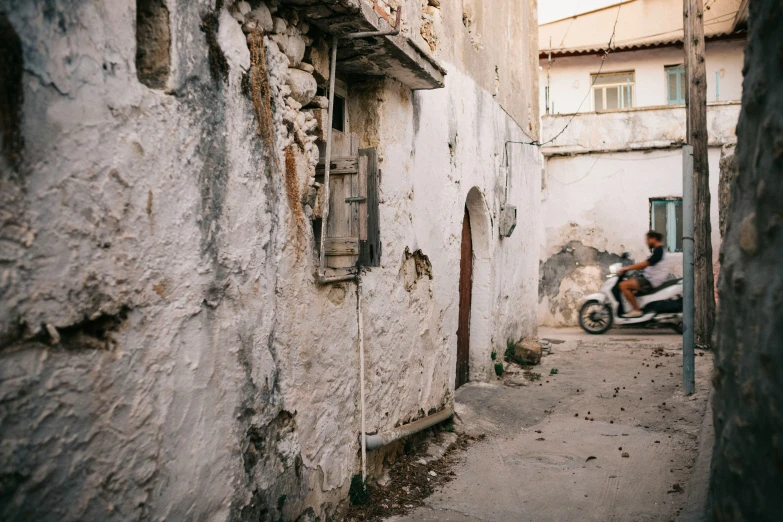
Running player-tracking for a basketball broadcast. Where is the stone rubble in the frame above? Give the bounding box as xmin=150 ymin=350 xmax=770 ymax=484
xmin=509 ymin=339 xmax=543 ymax=366
xmin=227 ymin=0 xmax=330 ymax=187
xmin=420 ymin=0 xmax=441 ymax=51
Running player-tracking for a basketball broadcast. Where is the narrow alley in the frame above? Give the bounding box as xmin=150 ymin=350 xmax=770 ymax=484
xmin=2 ymin=0 xmax=781 ymax=520
xmin=370 ymin=329 xmax=713 ymax=522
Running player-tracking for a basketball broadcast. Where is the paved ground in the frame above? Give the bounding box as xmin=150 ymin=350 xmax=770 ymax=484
xmin=387 ymin=327 xmax=714 ymax=522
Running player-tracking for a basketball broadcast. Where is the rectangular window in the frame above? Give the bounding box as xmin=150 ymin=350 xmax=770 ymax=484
xmin=665 ymin=65 xmax=686 ymax=105
xmin=315 ymin=79 xmax=349 ymax=132
xmin=591 ymin=71 xmax=634 ymax=111
xmin=650 ymin=199 xmax=683 ymax=252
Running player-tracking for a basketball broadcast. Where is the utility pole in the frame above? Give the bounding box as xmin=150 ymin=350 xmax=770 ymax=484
xmin=682 ymin=145 xmax=695 ymax=394
xmin=683 ymin=0 xmax=715 ymax=347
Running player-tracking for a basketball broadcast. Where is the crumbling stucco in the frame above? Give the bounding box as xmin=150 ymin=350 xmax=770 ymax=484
xmin=0 ymin=0 xmax=540 ymax=520
xmin=541 ymin=102 xmax=740 ymax=157
xmin=538 ymin=241 xmax=625 ymax=325
xmin=538 ymin=148 xmax=721 ymax=326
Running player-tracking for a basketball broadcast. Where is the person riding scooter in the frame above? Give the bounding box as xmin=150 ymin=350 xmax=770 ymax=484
xmin=617 ymin=231 xmax=669 ymax=317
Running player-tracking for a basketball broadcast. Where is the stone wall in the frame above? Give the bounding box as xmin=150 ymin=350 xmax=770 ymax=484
xmin=708 ymin=0 xmax=783 ymax=517
xmin=0 ymin=0 xmax=540 ymax=520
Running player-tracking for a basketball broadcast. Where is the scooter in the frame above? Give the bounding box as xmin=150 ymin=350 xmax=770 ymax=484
xmin=578 ymin=254 xmax=684 ymax=335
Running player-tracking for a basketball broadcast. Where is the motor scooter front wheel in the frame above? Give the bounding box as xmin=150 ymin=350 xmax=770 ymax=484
xmin=579 ymin=300 xmax=613 ymax=334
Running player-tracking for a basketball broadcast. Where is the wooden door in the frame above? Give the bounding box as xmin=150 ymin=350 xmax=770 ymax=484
xmin=456 ymin=206 xmax=472 ymax=389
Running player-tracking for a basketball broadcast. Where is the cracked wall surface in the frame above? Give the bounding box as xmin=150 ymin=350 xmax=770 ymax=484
xmin=538 ymin=149 xmax=722 ymax=326
xmin=0 ymin=0 xmax=539 ymax=520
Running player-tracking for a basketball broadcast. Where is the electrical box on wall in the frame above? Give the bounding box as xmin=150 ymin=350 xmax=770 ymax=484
xmin=500 ymin=205 xmax=517 ymax=238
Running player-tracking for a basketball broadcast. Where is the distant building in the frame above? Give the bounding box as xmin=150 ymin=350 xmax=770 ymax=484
xmin=536 ymin=0 xmax=745 ymax=326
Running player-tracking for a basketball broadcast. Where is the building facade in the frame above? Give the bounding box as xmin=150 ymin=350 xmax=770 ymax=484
xmin=0 ymin=0 xmax=539 ymax=520
xmin=536 ymin=0 xmax=744 ymax=326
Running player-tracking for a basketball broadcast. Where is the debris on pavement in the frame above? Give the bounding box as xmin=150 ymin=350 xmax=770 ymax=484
xmin=345 ymin=431 xmax=479 ymax=521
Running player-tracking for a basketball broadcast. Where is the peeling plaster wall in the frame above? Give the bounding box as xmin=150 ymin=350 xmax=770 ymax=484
xmin=538 ymin=148 xmax=721 ymax=326
xmin=537 ymin=39 xmax=744 ymax=327
xmin=414 ymin=0 xmax=540 ymax=137
xmin=0 ymin=1 xmax=539 ymax=520
xmin=540 ymin=102 xmax=740 ymax=155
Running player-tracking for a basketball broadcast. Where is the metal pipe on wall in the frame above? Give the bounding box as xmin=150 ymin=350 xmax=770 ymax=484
xmin=364 ymin=407 xmax=454 ymax=450
xmin=357 ymin=276 xmax=367 ymax=481
xmin=317 ymin=36 xmax=339 ymax=284
xmin=682 ymin=145 xmax=695 ymax=394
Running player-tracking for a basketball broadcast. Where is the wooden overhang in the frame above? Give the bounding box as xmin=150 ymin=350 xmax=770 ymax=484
xmin=282 ymin=0 xmax=446 ymax=90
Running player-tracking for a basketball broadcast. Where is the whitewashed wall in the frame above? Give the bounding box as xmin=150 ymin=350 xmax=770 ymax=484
xmin=0 ymin=0 xmax=540 ymax=520
xmin=538 ymin=147 xmax=722 ymax=326
xmin=539 ymin=39 xmax=745 ymax=115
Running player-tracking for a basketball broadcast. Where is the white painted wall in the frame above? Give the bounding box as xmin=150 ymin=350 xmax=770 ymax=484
xmin=539 ymin=39 xmax=745 ymax=115
xmin=0 ymin=1 xmax=540 ymax=520
xmin=538 ymin=147 xmax=722 ymax=326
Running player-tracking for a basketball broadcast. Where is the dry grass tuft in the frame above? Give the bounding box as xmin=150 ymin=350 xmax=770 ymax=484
xmin=247 ymin=32 xmax=277 ymax=163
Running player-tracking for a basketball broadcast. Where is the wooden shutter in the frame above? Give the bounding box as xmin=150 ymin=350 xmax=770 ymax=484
xmin=667 ymin=67 xmax=685 ymax=105
xmin=317 ymin=131 xmax=362 ymax=276
xmin=359 ymin=148 xmax=381 ymax=267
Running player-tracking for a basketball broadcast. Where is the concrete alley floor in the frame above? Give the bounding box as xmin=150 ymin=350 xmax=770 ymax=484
xmin=387 ymin=327 xmax=714 ymax=522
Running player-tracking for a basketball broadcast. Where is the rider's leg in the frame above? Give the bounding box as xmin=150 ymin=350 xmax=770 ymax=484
xmin=619 ymin=279 xmax=641 ymax=312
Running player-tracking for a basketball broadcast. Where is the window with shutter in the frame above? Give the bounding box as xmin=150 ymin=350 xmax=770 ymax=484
xmin=359 ymin=147 xmax=381 ymax=267
xmin=316 ymin=133 xmax=381 ymax=278
xmin=665 ymin=65 xmax=686 ymax=105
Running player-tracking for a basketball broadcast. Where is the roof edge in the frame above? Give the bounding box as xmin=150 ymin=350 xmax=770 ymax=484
xmin=538 ymin=30 xmax=746 ymax=59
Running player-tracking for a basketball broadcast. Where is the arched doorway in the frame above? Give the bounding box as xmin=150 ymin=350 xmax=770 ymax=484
xmin=456 ymin=188 xmax=492 ymax=388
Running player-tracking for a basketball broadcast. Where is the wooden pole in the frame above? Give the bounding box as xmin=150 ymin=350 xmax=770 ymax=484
xmin=682 ymin=145 xmax=695 ymax=394
xmin=684 ymin=0 xmax=715 ymax=347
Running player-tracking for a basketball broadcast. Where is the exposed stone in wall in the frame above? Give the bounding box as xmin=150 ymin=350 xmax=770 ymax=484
xmin=419 ymin=0 xmax=440 ymax=51
xmin=401 ymin=247 xmax=433 ymax=291
xmin=539 ymin=241 xmax=626 ymax=325
xmin=135 ymin=0 xmax=171 ymax=89
xmin=461 ymin=1 xmax=482 ymax=51
xmin=0 ymin=1 xmax=540 ymax=520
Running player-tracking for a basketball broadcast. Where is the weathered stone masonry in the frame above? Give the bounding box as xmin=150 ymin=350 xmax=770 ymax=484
xmin=0 ymin=1 xmax=540 ymax=520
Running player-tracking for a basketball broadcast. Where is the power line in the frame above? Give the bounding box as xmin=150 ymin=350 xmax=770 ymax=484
xmin=507 ymin=4 xmax=739 ymax=165
xmin=505 ymin=1 xmax=624 ymax=163
xmin=558 ymin=0 xmax=581 ymax=48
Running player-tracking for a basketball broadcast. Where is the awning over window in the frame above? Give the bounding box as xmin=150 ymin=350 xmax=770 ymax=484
xmin=283 ymin=0 xmax=445 ymax=90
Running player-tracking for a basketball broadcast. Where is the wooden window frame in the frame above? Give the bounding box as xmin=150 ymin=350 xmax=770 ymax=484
xmin=591 ymin=71 xmax=635 ymax=112
xmin=665 ymin=65 xmax=686 ymax=105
